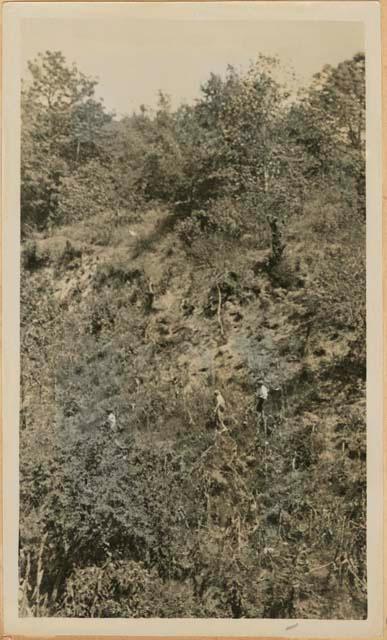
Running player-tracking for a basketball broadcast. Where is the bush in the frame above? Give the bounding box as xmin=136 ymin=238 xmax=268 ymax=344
xmin=22 ymin=240 xmax=48 ymax=271
xmin=92 ymin=262 xmax=143 ymax=290
xmin=56 ymin=161 xmax=118 ymax=225
xmin=56 ymin=240 xmax=82 ymax=270
xmin=177 ymin=199 xmax=244 ymax=247
xmin=61 ymin=560 xmax=159 ymax=617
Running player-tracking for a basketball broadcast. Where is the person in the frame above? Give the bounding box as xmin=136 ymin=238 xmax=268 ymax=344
xmin=144 ymin=279 xmax=154 ymax=313
xmin=106 ymin=409 xmax=117 ymax=432
xmin=255 ymin=379 xmax=269 ymax=416
xmin=214 ymin=389 xmax=227 ymax=433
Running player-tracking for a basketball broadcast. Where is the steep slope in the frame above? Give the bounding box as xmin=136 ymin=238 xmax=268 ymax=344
xmin=20 ymin=205 xmax=366 ymax=618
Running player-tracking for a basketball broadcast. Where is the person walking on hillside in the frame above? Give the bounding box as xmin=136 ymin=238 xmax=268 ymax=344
xmin=144 ymin=279 xmax=155 ymax=313
xmin=214 ymin=389 xmax=227 ymax=433
xmin=106 ymin=409 xmax=117 ymax=432
xmin=255 ymin=379 xmax=269 ymax=440
xmin=104 ymin=408 xmax=129 ymax=458
xmin=255 ymin=379 xmax=269 ymax=416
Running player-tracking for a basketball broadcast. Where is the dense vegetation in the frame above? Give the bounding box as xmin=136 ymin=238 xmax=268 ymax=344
xmin=20 ymin=50 xmax=366 ymax=618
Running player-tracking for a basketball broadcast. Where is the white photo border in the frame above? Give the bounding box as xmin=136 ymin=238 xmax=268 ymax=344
xmin=2 ymin=2 xmax=383 ymax=637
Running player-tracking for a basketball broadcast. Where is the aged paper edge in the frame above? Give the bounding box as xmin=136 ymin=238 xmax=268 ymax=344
xmin=0 ymin=1 xmax=384 ymax=639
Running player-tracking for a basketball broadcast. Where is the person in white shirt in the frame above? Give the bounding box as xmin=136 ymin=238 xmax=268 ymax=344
xmin=106 ymin=409 xmax=117 ymax=432
xmin=255 ymin=379 xmax=269 ymax=416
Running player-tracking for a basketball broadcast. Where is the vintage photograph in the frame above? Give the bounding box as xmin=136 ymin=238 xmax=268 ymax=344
xmin=16 ymin=4 xmax=368 ymax=621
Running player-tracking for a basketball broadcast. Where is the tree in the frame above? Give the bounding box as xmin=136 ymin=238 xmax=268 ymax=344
xmin=21 ymin=51 xmax=112 ymax=231
xmin=289 ymin=53 xmax=365 ymax=217
xmin=140 ymin=92 xmax=184 ymax=202
xmin=192 ymin=57 xmax=305 ymax=264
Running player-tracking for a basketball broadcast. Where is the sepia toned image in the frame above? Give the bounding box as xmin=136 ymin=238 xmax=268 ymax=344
xmin=2 ymin=1 xmax=383 ymax=634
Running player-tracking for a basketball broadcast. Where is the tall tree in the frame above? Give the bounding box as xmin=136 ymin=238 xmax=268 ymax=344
xmin=289 ymin=53 xmax=365 ymax=216
xmin=21 ymin=51 xmax=111 ymax=231
xmin=193 ymin=57 xmax=305 ymax=264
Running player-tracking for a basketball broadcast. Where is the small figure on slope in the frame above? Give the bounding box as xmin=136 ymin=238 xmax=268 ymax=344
xmin=255 ymin=379 xmax=269 ymax=417
xmin=106 ymin=409 xmax=117 ymax=432
xmin=214 ymin=389 xmax=227 ymax=433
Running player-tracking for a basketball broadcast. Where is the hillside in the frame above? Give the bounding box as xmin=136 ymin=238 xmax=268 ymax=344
xmin=20 ymin=196 xmax=366 ymax=618
xmin=19 ymin=49 xmax=366 ymax=619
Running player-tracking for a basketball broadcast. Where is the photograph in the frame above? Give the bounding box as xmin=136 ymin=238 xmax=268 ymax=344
xmin=1 ymin=0 xmax=384 ymax=635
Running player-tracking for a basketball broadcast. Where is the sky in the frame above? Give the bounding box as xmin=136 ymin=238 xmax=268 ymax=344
xmin=20 ymin=6 xmax=364 ymax=117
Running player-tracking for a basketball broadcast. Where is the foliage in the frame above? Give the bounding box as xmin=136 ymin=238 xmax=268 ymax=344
xmin=288 ymin=53 xmax=365 ymax=216
xmin=20 ymin=50 xmax=366 ymax=619
xmin=21 ymin=51 xmax=112 ymax=231
xmin=56 ymin=161 xmax=118 ymax=224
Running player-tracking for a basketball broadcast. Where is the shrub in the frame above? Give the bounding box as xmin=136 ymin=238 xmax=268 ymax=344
xmin=22 ymin=240 xmax=48 ymax=271
xmin=177 ymin=199 xmax=244 ymax=247
xmin=56 ymin=161 xmax=118 ymax=225
xmin=61 ymin=560 xmax=159 ymax=617
xmin=56 ymin=240 xmax=82 ymax=270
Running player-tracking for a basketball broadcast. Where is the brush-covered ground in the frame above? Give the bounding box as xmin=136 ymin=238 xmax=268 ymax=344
xmin=20 ymin=190 xmax=366 ymax=618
